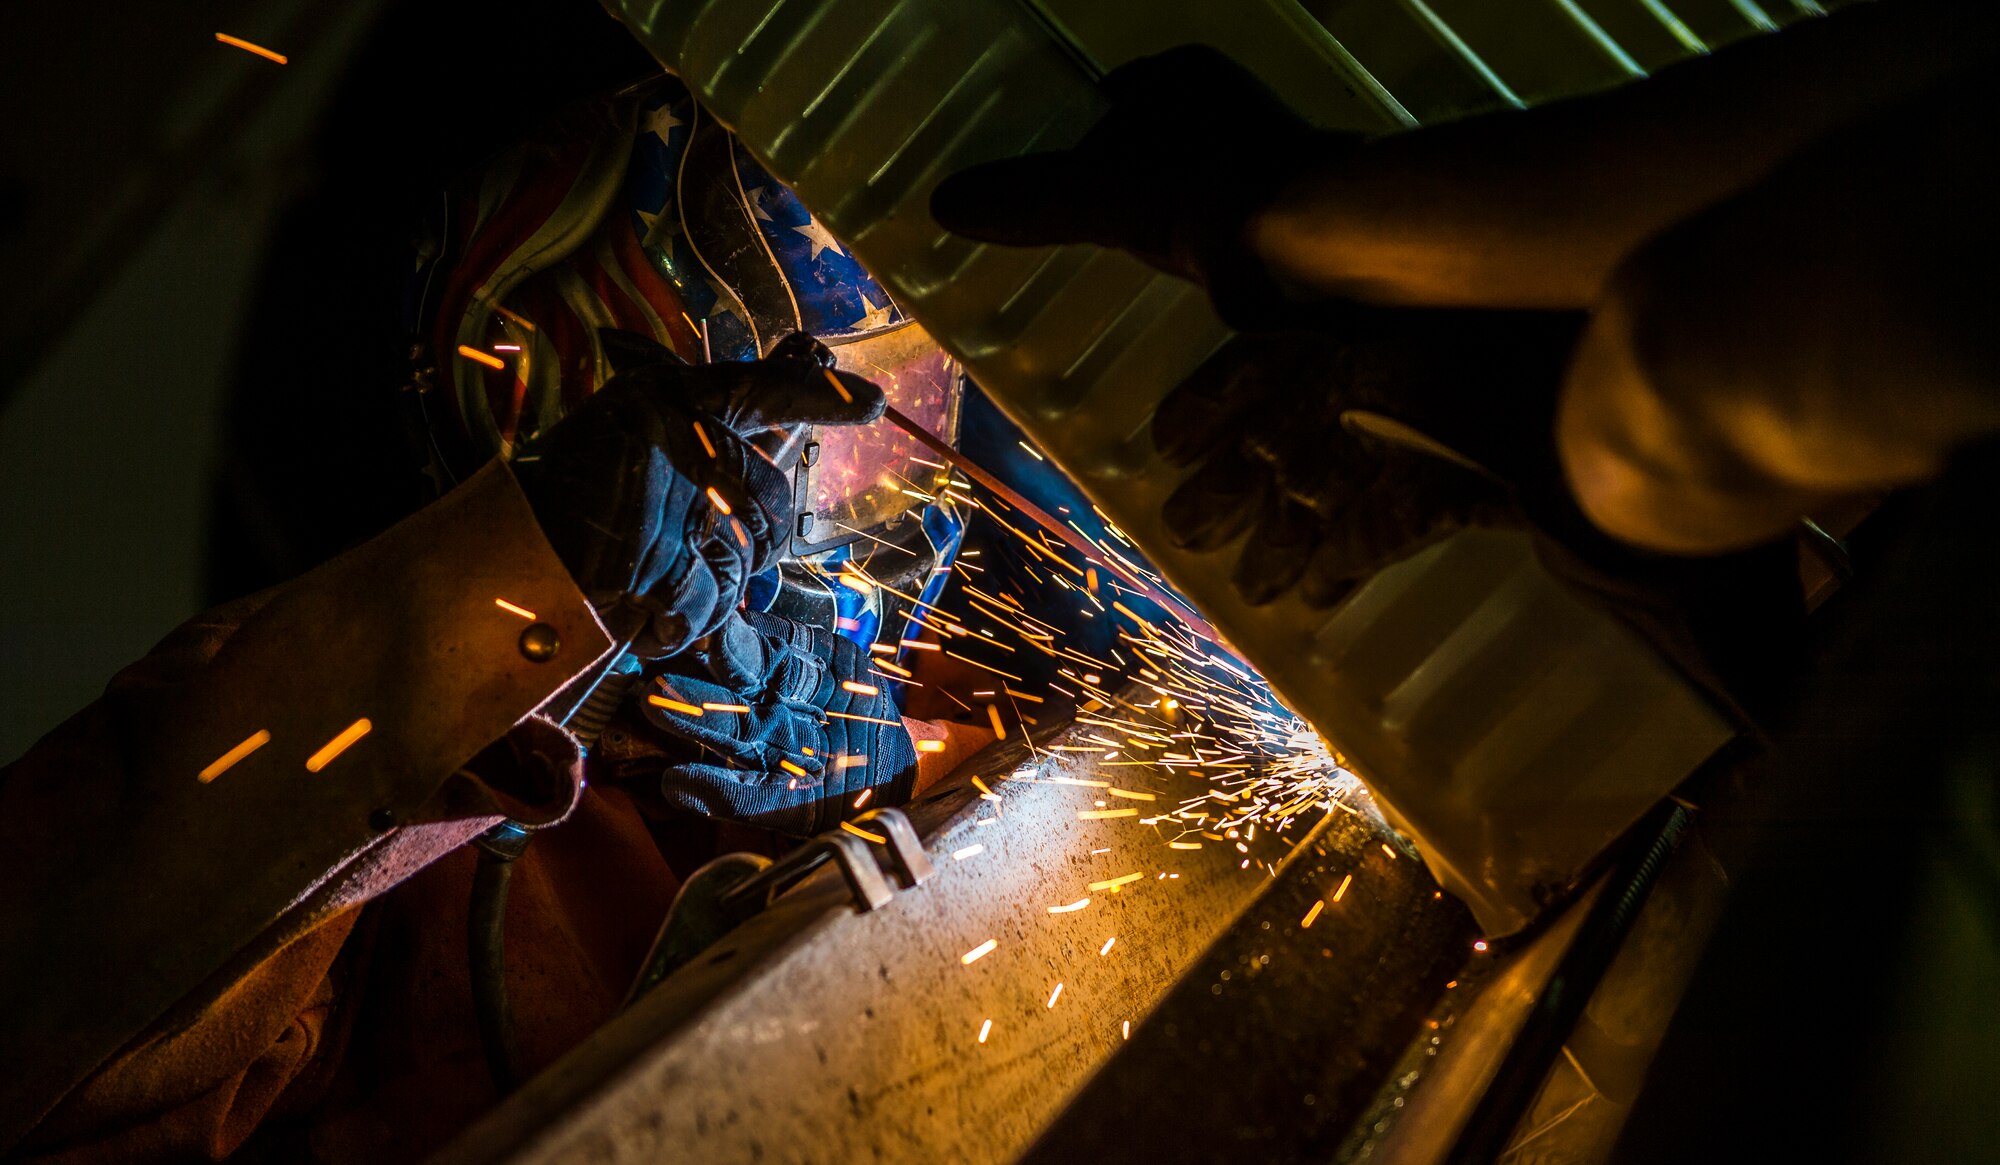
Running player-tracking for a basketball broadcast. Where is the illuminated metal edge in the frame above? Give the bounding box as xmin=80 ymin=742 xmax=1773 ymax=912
xmin=432 ymin=708 xmax=1428 ymax=1165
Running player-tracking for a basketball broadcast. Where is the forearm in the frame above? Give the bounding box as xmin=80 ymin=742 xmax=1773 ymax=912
xmin=1250 ymin=0 xmax=1997 ymax=309
xmin=1556 ymin=77 xmax=2000 ymax=552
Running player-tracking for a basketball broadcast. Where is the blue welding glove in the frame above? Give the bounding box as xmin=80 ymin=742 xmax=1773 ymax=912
xmin=929 ymin=45 xmax=1352 ymax=329
xmin=635 ymin=609 xmax=917 ymax=836
xmin=511 ymin=332 xmax=883 ymax=658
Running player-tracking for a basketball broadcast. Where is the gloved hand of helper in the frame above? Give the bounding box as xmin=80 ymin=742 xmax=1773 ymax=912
xmin=635 ymin=609 xmax=917 ymax=836
xmin=1154 ymin=310 xmax=1585 ymax=607
xmin=929 ymin=45 xmax=1350 ymax=327
xmin=511 ymin=331 xmax=884 ymax=657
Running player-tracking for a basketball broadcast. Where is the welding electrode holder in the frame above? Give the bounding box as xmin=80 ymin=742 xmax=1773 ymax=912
xmin=623 ymin=807 xmax=934 ymax=1006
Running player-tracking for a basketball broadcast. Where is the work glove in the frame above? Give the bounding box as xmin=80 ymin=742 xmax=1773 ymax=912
xmin=634 ymin=609 xmax=918 ymax=836
xmin=511 ymin=331 xmax=884 ymax=657
xmin=929 ymin=45 xmax=1348 ymax=328
xmin=1153 ymin=310 xmax=1585 ymax=608
xmin=1161 ymin=311 xmax=1805 ymax=717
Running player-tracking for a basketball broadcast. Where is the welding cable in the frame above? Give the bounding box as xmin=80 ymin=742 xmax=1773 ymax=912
xmin=469 ymin=820 xmax=534 ymax=1096
xmin=467 ymin=650 xmax=643 ymax=1096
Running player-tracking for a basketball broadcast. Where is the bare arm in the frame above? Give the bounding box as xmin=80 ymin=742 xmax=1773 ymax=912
xmin=1556 ymin=72 xmax=2000 ymax=552
xmin=1250 ymin=0 xmax=1998 ymax=309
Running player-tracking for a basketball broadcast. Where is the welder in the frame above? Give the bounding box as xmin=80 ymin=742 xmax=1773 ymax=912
xmin=0 ymin=68 xmax=1015 ymax=1160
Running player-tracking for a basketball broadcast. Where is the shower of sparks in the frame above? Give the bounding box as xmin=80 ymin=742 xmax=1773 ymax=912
xmin=962 ymin=939 xmax=999 ymax=965
xmin=215 ymin=32 xmax=287 ymax=63
xmin=854 ymin=431 xmax=1392 ymax=1046
xmin=199 ymin=729 xmax=270 ymax=783
xmin=305 ymin=718 xmax=371 ymax=773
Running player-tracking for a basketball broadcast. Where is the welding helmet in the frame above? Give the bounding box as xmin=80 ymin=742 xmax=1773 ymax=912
xmin=415 ymin=75 xmax=966 ymax=653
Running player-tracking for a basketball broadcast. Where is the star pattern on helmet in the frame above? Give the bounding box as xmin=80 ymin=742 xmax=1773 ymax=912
xmin=854 ymin=290 xmax=900 ymax=333
xmin=635 ymin=196 xmax=679 ymax=249
xmin=791 ymin=213 xmax=846 ymax=262
xmin=645 ymin=103 xmax=685 ymax=145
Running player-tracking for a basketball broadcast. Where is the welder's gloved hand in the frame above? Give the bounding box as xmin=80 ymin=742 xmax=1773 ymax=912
xmin=511 ymin=333 xmax=884 ymax=657
xmin=929 ymin=45 xmax=1350 ymax=329
xmin=1155 ymin=313 xmax=1583 ymax=607
xmin=635 ymin=609 xmax=917 ymax=836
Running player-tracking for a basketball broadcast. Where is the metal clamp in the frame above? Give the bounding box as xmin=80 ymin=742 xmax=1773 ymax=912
xmin=625 ymin=808 xmax=932 ymax=1005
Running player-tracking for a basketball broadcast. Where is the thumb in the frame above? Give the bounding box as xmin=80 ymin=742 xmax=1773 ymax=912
xmin=675 ymin=356 xmax=887 ymax=430
xmin=930 ymin=152 xmax=1118 ymax=247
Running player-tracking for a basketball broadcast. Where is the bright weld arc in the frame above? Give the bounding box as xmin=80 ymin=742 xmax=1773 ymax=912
xmin=305 ymin=718 xmax=372 ymax=773
xmin=199 ymin=730 xmax=270 ymax=783
xmin=215 ymin=32 xmax=287 ymax=63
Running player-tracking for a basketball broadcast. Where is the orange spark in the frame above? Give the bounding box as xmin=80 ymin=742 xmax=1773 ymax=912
xmin=305 ymin=718 xmax=371 ymax=773
xmin=215 ymin=32 xmax=287 ymax=64
xmin=199 ymin=729 xmax=270 ymax=783
xmin=456 ymin=345 xmax=505 ymax=370
xmin=493 ymin=598 xmax=536 ymax=620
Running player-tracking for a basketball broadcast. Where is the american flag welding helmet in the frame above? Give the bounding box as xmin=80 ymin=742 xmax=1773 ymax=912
xmin=421 ymin=74 xmax=962 ymax=559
